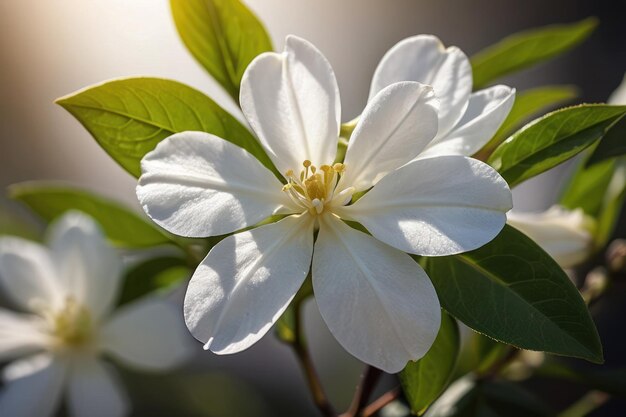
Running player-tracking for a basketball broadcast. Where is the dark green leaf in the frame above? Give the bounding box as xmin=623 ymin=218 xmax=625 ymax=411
xmin=536 ymin=361 xmax=626 ymax=398
xmin=423 ymin=225 xmax=603 ymax=363
xmin=477 ymin=85 xmax=578 ymax=158
xmin=425 ymin=377 xmax=552 ymax=417
xmin=487 ymin=104 xmax=626 ymax=187
xmin=57 ymin=77 xmax=276 ymax=177
xmin=118 ymin=256 xmax=189 ymax=306
xmin=9 ymin=182 xmax=171 ymax=248
xmin=400 ymin=312 xmax=460 ymax=415
xmin=471 ymin=18 xmax=597 ymax=88
xmin=170 ymin=0 xmax=273 ymax=102
xmin=586 ymin=115 xmax=626 ymax=165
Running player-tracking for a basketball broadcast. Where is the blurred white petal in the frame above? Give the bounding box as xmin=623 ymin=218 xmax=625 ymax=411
xmin=0 ymin=309 xmax=49 ymax=362
xmin=100 ymin=297 xmax=194 ymax=371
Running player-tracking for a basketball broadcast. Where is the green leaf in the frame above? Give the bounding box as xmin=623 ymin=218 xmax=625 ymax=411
xmin=477 ymin=85 xmax=578 ymax=158
xmin=537 ymin=361 xmax=626 ymax=398
xmin=471 ymin=18 xmax=597 ymax=88
xmin=118 ymin=256 xmax=189 ymax=306
xmin=56 ymin=77 xmax=276 ymax=177
xmin=487 ymin=104 xmax=626 ymax=187
xmin=423 ymin=225 xmax=603 ymax=363
xmin=561 ymin=155 xmax=626 ymax=247
xmin=586 ymin=115 xmax=626 ymax=165
xmin=400 ymin=312 xmax=460 ymax=415
xmin=425 ymin=376 xmax=552 ymax=417
xmin=0 ymin=204 xmax=41 ymax=241
xmin=9 ymin=182 xmax=171 ymax=248
xmin=170 ymin=0 xmax=273 ymax=102
xmin=456 ymin=332 xmax=510 ymax=377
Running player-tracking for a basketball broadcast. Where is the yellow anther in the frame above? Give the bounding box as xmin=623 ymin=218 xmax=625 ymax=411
xmin=285 ymin=169 xmax=294 ymax=178
xmin=310 ymin=165 xmax=317 ymax=174
xmin=320 ymin=165 xmax=332 ymax=172
xmin=282 ymin=183 xmax=293 ymax=191
xmin=303 ymin=160 xmax=312 ymax=168
xmin=333 ymin=163 xmax=345 ymax=173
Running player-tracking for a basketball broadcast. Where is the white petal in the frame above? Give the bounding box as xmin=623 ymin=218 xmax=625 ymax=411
xmin=0 ymin=353 xmax=67 ymax=417
xmin=100 ymin=297 xmax=194 ymax=371
xmin=67 ymin=357 xmax=129 ymax=417
xmin=240 ymin=35 xmax=341 ymax=174
xmin=184 ymin=214 xmax=314 ymax=354
xmin=338 ymin=156 xmax=512 ymax=256
xmin=138 ymin=131 xmax=290 ymax=238
xmin=49 ymin=211 xmax=123 ymax=319
xmin=423 ymin=85 xmax=516 ymax=157
xmin=339 ymin=82 xmax=439 ymax=192
xmin=370 ymin=35 xmax=472 ymax=137
xmin=312 ymin=215 xmax=440 ymax=373
xmin=0 ymin=237 xmax=60 ymax=311
xmin=507 ymin=206 xmax=594 ymax=268
xmin=0 ymin=309 xmax=49 ymax=362
xmin=609 ymin=73 xmax=626 ymax=105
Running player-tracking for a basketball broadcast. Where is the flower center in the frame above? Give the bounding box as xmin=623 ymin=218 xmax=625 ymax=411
xmin=48 ymin=297 xmax=93 ymax=347
xmin=282 ymin=160 xmax=355 ymax=215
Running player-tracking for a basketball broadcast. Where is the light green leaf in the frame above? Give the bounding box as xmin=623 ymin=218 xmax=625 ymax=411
xmin=119 ymin=256 xmax=189 ymax=306
xmin=423 ymin=225 xmax=603 ymax=364
xmin=456 ymin=332 xmax=510 ymax=378
xmin=586 ymin=115 xmax=626 ymax=165
xmin=170 ymin=0 xmax=273 ymax=102
xmin=488 ymin=104 xmax=626 ymax=187
xmin=9 ymin=182 xmax=171 ymax=248
xmin=57 ymin=77 xmax=276 ymax=177
xmin=400 ymin=312 xmax=460 ymax=415
xmin=476 ymin=85 xmax=578 ymax=158
xmin=0 ymin=204 xmax=41 ymax=241
xmin=471 ymin=18 xmax=597 ymax=88
xmin=561 ymin=154 xmax=626 ymax=248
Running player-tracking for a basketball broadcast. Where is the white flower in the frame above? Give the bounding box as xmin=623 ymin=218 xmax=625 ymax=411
xmin=0 ymin=212 xmax=193 ymax=417
xmin=609 ymin=73 xmax=626 ymax=105
xmin=507 ymin=206 xmax=595 ymax=268
xmin=137 ymin=35 xmax=512 ymax=373
xmin=369 ymin=35 xmax=515 ymax=157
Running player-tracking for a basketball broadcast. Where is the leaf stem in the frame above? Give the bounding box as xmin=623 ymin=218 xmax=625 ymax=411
xmin=291 ymin=300 xmax=337 ymax=417
xmin=558 ymin=390 xmax=609 ymax=417
xmin=361 ymin=387 xmax=402 ymax=417
xmin=340 ymin=366 xmax=383 ymax=417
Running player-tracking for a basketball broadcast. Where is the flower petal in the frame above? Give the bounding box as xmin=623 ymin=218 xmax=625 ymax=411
xmin=370 ymin=35 xmax=472 ymax=137
xmin=507 ymin=206 xmax=594 ymax=268
xmin=138 ymin=131 xmax=291 ymax=238
xmin=423 ymin=85 xmax=515 ymax=157
xmin=67 ymin=357 xmax=129 ymax=417
xmin=312 ymin=215 xmax=440 ymax=373
xmin=185 ymin=214 xmax=314 ymax=354
xmin=339 ymin=82 xmax=439 ymax=192
xmin=49 ymin=211 xmax=123 ymax=319
xmin=0 ymin=353 xmax=67 ymax=417
xmin=100 ymin=297 xmax=194 ymax=371
xmin=338 ymin=156 xmax=512 ymax=256
xmin=0 ymin=309 xmax=49 ymax=362
xmin=240 ymin=35 xmax=341 ymax=174
xmin=0 ymin=237 xmax=60 ymax=311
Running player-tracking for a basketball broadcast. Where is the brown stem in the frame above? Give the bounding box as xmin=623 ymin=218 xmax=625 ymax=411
xmin=340 ymin=366 xmax=383 ymax=417
xmin=361 ymin=387 xmax=402 ymax=417
xmin=291 ymin=301 xmax=337 ymax=417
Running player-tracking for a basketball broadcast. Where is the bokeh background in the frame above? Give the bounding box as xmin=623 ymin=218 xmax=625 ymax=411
xmin=1 ymin=0 xmax=626 ymax=416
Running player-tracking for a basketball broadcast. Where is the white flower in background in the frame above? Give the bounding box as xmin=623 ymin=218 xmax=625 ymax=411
xmin=0 ymin=211 xmax=193 ymax=417
xmin=507 ymin=206 xmax=595 ymax=268
xmin=368 ymin=35 xmax=515 ymax=157
xmin=137 ymin=35 xmax=512 ymax=373
xmin=608 ymin=73 xmax=626 ymax=105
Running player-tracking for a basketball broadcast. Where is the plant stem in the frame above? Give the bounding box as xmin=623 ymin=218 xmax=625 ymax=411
xmin=558 ymin=391 xmax=610 ymax=417
xmin=361 ymin=387 xmax=402 ymax=417
xmin=292 ymin=301 xmax=337 ymax=417
xmin=340 ymin=366 xmax=383 ymax=417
